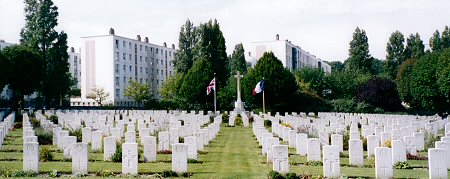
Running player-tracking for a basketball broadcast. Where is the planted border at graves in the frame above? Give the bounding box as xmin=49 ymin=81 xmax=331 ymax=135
xmin=69 ymin=128 xmax=82 ymax=142
xmin=40 ymin=146 xmax=53 ymax=161
xmin=49 ymin=115 xmax=58 ymax=124
xmin=35 ymin=127 xmax=53 ymax=145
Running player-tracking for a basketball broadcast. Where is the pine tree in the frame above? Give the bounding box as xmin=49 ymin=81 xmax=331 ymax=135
xmin=385 ymin=30 xmax=405 ymax=79
xmin=346 ymin=27 xmax=373 ymax=74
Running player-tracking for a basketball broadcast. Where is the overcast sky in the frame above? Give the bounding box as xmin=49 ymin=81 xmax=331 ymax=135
xmin=1 ymin=0 xmax=449 ymax=62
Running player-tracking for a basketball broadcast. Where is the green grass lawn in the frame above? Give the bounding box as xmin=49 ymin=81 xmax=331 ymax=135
xmin=0 ymin=125 xmax=449 ymax=178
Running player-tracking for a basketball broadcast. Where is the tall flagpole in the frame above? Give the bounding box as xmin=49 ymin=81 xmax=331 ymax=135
xmin=214 ymin=73 xmax=217 ymax=114
xmin=262 ymin=77 xmax=265 ymax=114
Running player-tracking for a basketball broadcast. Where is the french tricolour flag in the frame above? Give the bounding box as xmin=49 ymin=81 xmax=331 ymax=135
xmin=252 ymin=79 xmax=264 ymax=96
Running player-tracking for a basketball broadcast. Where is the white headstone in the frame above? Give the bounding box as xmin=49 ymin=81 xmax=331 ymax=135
xmin=104 ymin=136 xmax=117 ymax=161
xmin=142 ymin=136 xmax=157 ymax=162
xmin=125 ymin=131 xmax=136 ymax=143
xmin=158 ymin=131 xmax=170 ymax=151
xmin=319 ymin=131 xmax=329 ymax=146
xmin=23 ymin=142 xmax=39 ymax=172
xmin=184 ymin=136 xmax=197 ymax=160
xmin=194 ymin=132 xmax=205 ymax=151
xmin=72 ymin=142 xmax=89 ymax=174
xmin=323 ymin=145 xmax=340 ymax=178
xmin=122 ymin=143 xmax=138 ymax=175
xmin=172 ymin=143 xmax=188 ymax=173
xmin=64 ymin=136 xmax=77 ymax=159
xmin=266 ymin=137 xmax=280 ymax=163
xmin=391 ymin=140 xmax=406 ymax=164
xmin=435 ymin=141 xmax=450 ymax=169
xmin=349 ymin=139 xmax=364 ymax=166
xmin=307 ymin=138 xmax=321 ymax=162
xmin=91 ymin=131 xmax=102 ymax=151
xmin=428 ymin=148 xmax=448 ymax=179
xmin=272 ymin=145 xmax=289 ymax=174
xmin=375 ymin=147 xmax=393 ymax=179
xmin=82 ymin=127 xmax=92 ymax=143
xmin=331 ymin=134 xmax=343 ymax=153
xmin=367 ymin=135 xmax=379 ymax=157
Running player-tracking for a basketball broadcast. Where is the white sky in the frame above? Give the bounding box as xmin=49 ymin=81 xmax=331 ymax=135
xmin=1 ymin=0 xmax=449 ymax=62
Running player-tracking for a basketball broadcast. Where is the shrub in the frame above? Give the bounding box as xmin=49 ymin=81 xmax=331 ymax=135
xmin=222 ymin=113 xmax=229 ymax=124
xmin=36 ymin=128 xmax=53 ymax=145
xmin=330 ymin=99 xmax=357 ymax=113
xmin=157 ymin=150 xmax=172 ymax=154
xmin=97 ymin=170 xmax=114 ymax=177
xmin=40 ymin=146 xmax=53 ymax=162
xmin=49 ymin=170 xmax=59 ymax=178
xmin=268 ymin=171 xmax=284 ymax=179
xmin=406 ymin=153 xmax=427 ymax=160
xmin=306 ymin=161 xmax=323 ymax=166
xmin=424 ymin=132 xmax=441 ymax=150
xmin=285 ymin=173 xmax=300 ymax=179
xmin=111 ymin=143 xmax=122 ymax=163
xmin=179 ymin=137 xmax=184 ymax=143
xmin=365 ymin=157 xmax=375 ymax=168
xmin=162 ymin=170 xmax=178 ymax=177
xmin=187 ymin=159 xmax=201 ymax=164
xmin=264 ymin=120 xmax=272 ymax=127
xmin=383 ymin=139 xmax=392 ymax=148
xmin=357 ymin=76 xmax=404 ymax=112
xmin=14 ymin=122 xmax=22 ymax=129
xmin=69 ymin=128 xmax=82 ymax=142
xmin=394 ymin=161 xmax=411 ymax=169
xmin=31 ymin=117 xmax=40 ymax=128
xmin=235 ymin=115 xmax=243 ymax=126
xmin=49 ymin=115 xmax=58 ymax=124
xmin=0 ymin=167 xmax=14 ymax=177
xmin=362 ymin=137 xmax=368 ymax=151
xmin=11 ymin=170 xmax=38 ymax=177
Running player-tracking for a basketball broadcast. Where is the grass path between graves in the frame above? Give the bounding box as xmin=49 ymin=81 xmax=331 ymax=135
xmin=190 ymin=126 xmax=271 ymax=178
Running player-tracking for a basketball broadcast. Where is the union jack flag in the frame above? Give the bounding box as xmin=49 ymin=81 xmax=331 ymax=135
xmin=206 ymin=78 xmax=215 ymax=95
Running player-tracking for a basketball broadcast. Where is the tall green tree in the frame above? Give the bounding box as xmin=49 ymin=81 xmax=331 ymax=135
xmin=123 ymin=80 xmax=151 ymax=106
xmin=242 ymin=52 xmax=297 ymax=112
xmin=429 ymin=30 xmax=442 ymax=52
xmin=346 ymin=27 xmax=373 ymax=74
xmin=437 ymin=48 xmax=450 ymax=112
xmin=294 ymin=67 xmax=327 ymax=98
xmin=0 ymin=51 xmax=10 ymax=90
xmin=385 ymin=30 xmax=405 ymax=79
xmin=173 ymin=19 xmax=197 ymax=75
xmin=327 ymin=61 xmax=344 ymax=72
xmin=2 ymin=45 xmax=43 ymax=109
xmin=160 ymin=73 xmax=184 ymax=101
xmin=396 ymin=59 xmax=418 ymax=108
xmin=229 ymin=43 xmax=248 ymax=75
xmin=179 ymin=58 xmax=214 ymax=110
xmin=20 ymin=0 xmax=72 ymax=107
xmin=442 ymin=26 xmax=450 ymax=49
xmin=194 ymin=20 xmax=229 ymax=87
xmin=404 ymin=33 xmax=425 ymax=60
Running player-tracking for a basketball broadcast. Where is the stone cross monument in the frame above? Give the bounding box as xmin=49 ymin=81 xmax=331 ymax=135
xmin=234 ymin=71 xmax=244 ymax=113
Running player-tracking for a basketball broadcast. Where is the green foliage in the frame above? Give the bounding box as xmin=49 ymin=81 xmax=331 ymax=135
xmin=366 ymin=157 xmax=375 ymax=168
xmin=40 ymin=146 xmax=54 ymax=162
xmin=429 ymin=30 xmax=442 ymax=52
xmin=327 ymin=61 xmax=345 ymax=72
xmin=394 ymin=161 xmax=411 ymax=169
xmin=162 ymin=170 xmax=178 ymax=177
xmin=217 ymin=76 xmax=237 ymax=111
xmin=111 ymin=142 xmax=122 ymax=162
xmin=31 ymin=117 xmax=40 ymax=128
xmin=424 ymin=132 xmax=441 ymax=150
xmin=21 ymin=0 xmax=73 ymax=107
xmin=294 ymin=67 xmax=328 ymax=97
xmin=234 ymin=115 xmax=243 ymax=126
xmin=285 ymin=173 xmax=301 ymax=179
xmin=356 ymin=77 xmax=403 ymax=112
xmin=268 ymin=171 xmax=284 ymax=179
xmin=35 ymin=127 xmax=53 ymax=145
xmin=49 ymin=115 xmax=58 ymax=124
xmin=326 ymin=70 xmax=370 ymax=100
xmin=48 ymin=170 xmax=59 ymax=178
xmin=10 ymin=170 xmax=38 ymax=177
xmin=86 ymin=87 xmax=110 ymax=106
xmin=242 ymin=52 xmax=297 ymax=113
xmin=436 ymin=48 xmax=450 ymax=112
xmin=222 ymin=113 xmax=229 ymax=124
xmin=187 ymin=159 xmax=202 ymax=163
xmin=1 ymin=45 xmax=43 ymax=109
xmin=396 ymin=59 xmax=418 ymax=107
xmin=0 ymin=51 xmax=10 ymax=90
xmin=230 ymin=43 xmax=248 ymax=74
xmin=173 ymin=19 xmax=198 ymax=75
xmin=264 ymin=120 xmax=272 ymax=127
xmin=179 ymin=58 xmax=214 ymax=110
xmin=385 ymin=30 xmax=405 ymax=79
xmin=306 ymin=161 xmax=323 ymax=166
xmin=123 ymin=80 xmax=151 ymax=105
xmin=404 ymin=33 xmax=425 ymax=60
xmin=346 ymin=27 xmax=373 ymax=74
xmin=96 ymin=170 xmax=114 ymax=177
xmin=160 ymin=73 xmax=184 ymax=102
xmin=69 ymin=128 xmax=82 ymax=142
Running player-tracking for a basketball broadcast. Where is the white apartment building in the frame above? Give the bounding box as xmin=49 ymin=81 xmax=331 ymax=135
xmin=68 ymin=47 xmax=81 ymax=89
xmin=249 ymin=34 xmax=331 ymax=73
xmin=76 ymin=28 xmax=175 ymax=106
xmin=0 ymin=40 xmax=14 ymax=50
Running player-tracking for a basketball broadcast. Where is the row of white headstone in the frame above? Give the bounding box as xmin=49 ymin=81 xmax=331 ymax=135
xmin=0 ymin=112 xmax=15 ymax=150
xmin=23 ymin=110 xmax=222 ymax=175
xmin=252 ymin=112 xmax=449 ymax=178
xmin=228 ymin=112 xmax=249 ymax=127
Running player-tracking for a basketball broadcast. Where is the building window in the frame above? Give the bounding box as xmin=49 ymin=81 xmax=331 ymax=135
xmin=115 ymin=89 xmax=120 ymax=97
xmin=140 ymin=56 xmax=142 ymax=63
xmin=129 ymin=54 xmax=132 ymax=61
xmin=139 ymin=78 xmax=142 ymax=83
xmin=115 ymin=77 xmax=119 ymax=86
xmin=115 ymin=40 xmax=119 ymax=48
xmin=161 ymin=60 xmax=163 ymax=66
xmin=123 ymin=77 xmax=126 ymax=83
xmin=140 ymin=45 xmax=142 ymax=51
xmin=140 ymin=67 xmax=142 ymax=74
xmin=161 ymin=70 xmax=163 ymax=75
xmin=129 ymin=42 xmax=132 ymax=49
xmin=116 ymin=52 xmax=119 ymax=61
xmin=123 ymin=53 xmax=126 ymax=60
xmin=123 ymin=65 xmax=126 ymax=71
xmin=129 ymin=66 xmax=132 ymax=72
xmin=156 ymin=48 xmax=158 ymax=54
xmin=123 ymin=41 xmax=126 ymax=48
xmin=115 ymin=64 xmax=119 ymax=73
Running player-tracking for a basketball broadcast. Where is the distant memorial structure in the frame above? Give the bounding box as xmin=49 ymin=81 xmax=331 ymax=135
xmin=234 ymin=71 xmax=244 ymax=113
